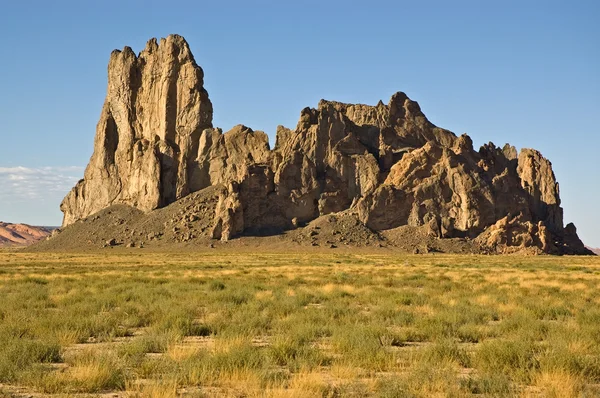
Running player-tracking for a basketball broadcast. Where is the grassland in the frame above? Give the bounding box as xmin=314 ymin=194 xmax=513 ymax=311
xmin=0 ymin=250 xmax=599 ymax=397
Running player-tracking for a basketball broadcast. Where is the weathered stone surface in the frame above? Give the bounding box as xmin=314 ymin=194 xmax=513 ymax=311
xmin=270 ymin=92 xmax=456 ymax=221
xmin=561 ymin=223 xmax=594 ymax=255
xmin=357 ymin=142 xmax=496 ymax=236
xmin=517 ymin=149 xmax=563 ymax=232
xmin=60 ymin=34 xmax=591 ymax=255
xmin=211 ymin=183 xmax=243 ymax=242
xmin=61 ymin=34 xmax=213 ymax=226
xmin=193 ymin=125 xmax=271 ymax=190
xmin=475 ymin=214 xmax=554 ymax=254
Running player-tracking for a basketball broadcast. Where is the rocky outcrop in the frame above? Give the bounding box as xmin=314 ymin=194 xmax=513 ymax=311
xmin=60 ymin=34 xmax=591 ymax=255
xmin=195 ymin=125 xmax=271 ymax=189
xmin=517 ymin=149 xmax=563 ymax=232
xmin=211 ymin=183 xmax=243 ymax=242
xmin=357 ymin=141 xmax=496 ymax=236
xmin=561 ymin=223 xmax=594 ymax=255
xmin=61 ymin=35 xmax=213 ymax=225
xmin=474 ymin=214 xmax=554 ymax=254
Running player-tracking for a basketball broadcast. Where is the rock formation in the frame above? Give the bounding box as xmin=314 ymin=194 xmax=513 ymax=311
xmin=60 ymin=34 xmax=592 ymax=255
xmin=0 ymin=222 xmax=52 ymax=246
xmin=61 ymin=35 xmax=213 ymax=225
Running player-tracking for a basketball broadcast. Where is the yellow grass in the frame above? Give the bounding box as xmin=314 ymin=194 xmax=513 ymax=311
xmin=126 ymin=379 xmax=178 ymax=398
xmin=531 ymin=370 xmax=582 ymax=398
xmin=0 ymin=251 xmax=599 ymax=397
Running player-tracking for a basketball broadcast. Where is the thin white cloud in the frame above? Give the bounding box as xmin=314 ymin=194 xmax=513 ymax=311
xmin=0 ymin=166 xmax=84 ymax=201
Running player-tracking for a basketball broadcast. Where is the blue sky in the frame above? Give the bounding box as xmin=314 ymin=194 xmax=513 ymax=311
xmin=0 ymin=1 xmax=598 ymax=245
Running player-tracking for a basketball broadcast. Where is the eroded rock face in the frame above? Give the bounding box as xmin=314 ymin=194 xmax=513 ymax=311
xmin=517 ymin=149 xmax=563 ymax=232
xmin=270 ymin=93 xmax=456 ymax=222
xmin=61 ymin=34 xmax=590 ymax=255
xmin=194 ymin=125 xmax=271 ymax=190
xmin=211 ymin=183 xmax=243 ymax=242
xmin=475 ymin=214 xmax=554 ymax=254
xmin=61 ymin=35 xmax=213 ymax=226
xmin=357 ymin=142 xmax=496 ymax=236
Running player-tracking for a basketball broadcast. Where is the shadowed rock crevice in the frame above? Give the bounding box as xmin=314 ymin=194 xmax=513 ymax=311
xmin=103 ymin=113 xmax=119 ymax=165
xmin=58 ymin=34 xmax=592 ymax=255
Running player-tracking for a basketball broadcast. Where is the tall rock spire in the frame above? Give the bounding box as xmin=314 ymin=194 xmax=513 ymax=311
xmin=61 ymin=35 xmax=213 ymax=225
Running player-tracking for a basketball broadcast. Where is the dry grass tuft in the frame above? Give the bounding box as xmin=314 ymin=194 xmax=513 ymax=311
xmin=532 ymin=370 xmax=582 ymax=398
xmin=126 ymin=378 xmax=178 ymax=398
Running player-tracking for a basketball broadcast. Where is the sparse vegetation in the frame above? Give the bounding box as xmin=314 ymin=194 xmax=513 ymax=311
xmin=0 ymin=250 xmax=599 ymax=396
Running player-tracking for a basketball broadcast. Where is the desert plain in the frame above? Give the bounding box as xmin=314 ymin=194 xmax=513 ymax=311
xmin=0 ymin=249 xmax=599 ymax=397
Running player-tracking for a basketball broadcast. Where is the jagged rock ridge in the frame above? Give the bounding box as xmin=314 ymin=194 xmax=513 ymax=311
xmin=59 ymin=34 xmax=591 ymax=255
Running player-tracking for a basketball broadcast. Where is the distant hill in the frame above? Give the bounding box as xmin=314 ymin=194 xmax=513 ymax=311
xmin=585 ymin=246 xmax=600 ymax=255
xmin=0 ymin=222 xmax=52 ymax=247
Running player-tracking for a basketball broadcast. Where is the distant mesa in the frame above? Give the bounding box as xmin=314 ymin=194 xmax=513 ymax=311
xmin=0 ymin=222 xmax=52 ymax=247
xmin=586 ymin=246 xmax=600 ymax=255
xmin=49 ymin=34 xmax=592 ymax=254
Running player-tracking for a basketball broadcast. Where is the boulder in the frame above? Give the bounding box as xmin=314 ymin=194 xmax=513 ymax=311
xmin=475 ymin=214 xmax=554 ymax=254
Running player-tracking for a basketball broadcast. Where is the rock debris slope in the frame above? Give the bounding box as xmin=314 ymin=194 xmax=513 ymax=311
xmin=58 ymin=34 xmax=591 ymax=254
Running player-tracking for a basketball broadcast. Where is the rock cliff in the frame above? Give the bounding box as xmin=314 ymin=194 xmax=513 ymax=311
xmin=61 ymin=35 xmax=213 ymax=225
xmin=60 ymin=34 xmax=591 ymax=255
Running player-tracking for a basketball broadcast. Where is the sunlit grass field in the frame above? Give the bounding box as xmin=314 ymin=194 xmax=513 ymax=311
xmin=0 ymin=250 xmax=599 ymax=397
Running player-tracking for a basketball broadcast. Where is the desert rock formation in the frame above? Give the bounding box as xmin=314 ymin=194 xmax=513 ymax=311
xmin=61 ymin=35 xmax=213 ymax=225
xmin=0 ymin=222 xmax=51 ymax=246
xmin=59 ymin=34 xmax=591 ymax=255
